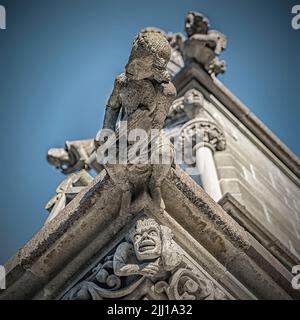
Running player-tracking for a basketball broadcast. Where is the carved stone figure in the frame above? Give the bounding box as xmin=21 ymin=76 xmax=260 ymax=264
xmin=95 ymin=30 xmax=177 ymax=214
xmin=47 ymin=139 xmax=102 ymax=174
xmin=45 ymin=170 xmax=93 ymax=222
xmin=185 ymin=12 xmax=227 ymax=74
xmin=63 ymin=217 xmax=229 ymax=300
xmin=167 ymin=11 xmax=227 ymax=76
xmin=165 ymin=89 xmax=204 ymax=126
xmin=114 ymin=217 xmax=181 ymax=278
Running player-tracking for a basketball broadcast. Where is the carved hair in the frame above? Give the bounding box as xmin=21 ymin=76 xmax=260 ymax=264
xmin=129 ymin=29 xmax=171 ymax=83
xmin=126 ymin=217 xmax=160 ymax=242
xmin=127 ymin=217 xmax=182 ymax=270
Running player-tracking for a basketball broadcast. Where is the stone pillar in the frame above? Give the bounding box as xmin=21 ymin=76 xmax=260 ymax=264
xmin=195 ymin=143 xmax=222 ymax=201
xmin=180 ymin=118 xmax=226 ymax=201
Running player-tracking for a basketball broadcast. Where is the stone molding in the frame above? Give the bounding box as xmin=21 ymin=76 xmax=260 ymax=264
xmin=1 ymin=166 xmax=298 ymax=300
xmin=218 ymin=193 xmax=300 ymax=270
xmin=173 ymin=62 xmax=300 ymax=180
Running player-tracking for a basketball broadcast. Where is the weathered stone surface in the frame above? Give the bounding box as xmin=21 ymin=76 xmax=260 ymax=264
xmin=47 ymin=139 xmax=102 ymax=174
xmin=62 ymin=216 xmax=230 ymax=300
xmin=167 ymin=12 xmax=227 ymax=76
xmin=1 ymin=166 xmax=298 ymax=300
xmin=173 ymin=62 xmax=300 ymax=179
xmin=45 ymin=170 xmax=94 ymax=223
xmin=95 ymin=29 xmax=177 ymax=216
xmin=3 ymin=12 xmax=299 ymax=302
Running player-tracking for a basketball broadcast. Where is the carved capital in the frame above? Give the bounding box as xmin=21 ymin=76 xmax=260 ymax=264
xmin=180 ymin=119 xmax=226 ymax=154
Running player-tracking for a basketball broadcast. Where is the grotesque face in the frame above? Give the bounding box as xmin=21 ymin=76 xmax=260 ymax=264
xmin=131 ymin=219 xmax=162 ymax=261
xmin=125 ymin=55 xmax=155 ymax=81
xmin=185 ymin=13 xmax=195 ymax=37
xmin=185 ymin=12 xmax=209 ymax=37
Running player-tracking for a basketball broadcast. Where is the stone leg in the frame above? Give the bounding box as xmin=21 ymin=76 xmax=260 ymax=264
xmin=149 ymin=164 xmax=171 ymax=212
xmin=104 ymin=164 xmax=132 ymax=215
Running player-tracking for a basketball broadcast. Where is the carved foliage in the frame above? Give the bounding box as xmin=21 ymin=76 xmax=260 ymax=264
xmin=62 ymin=217 xmax=229 ymax=300
xmin=181 ymin=119 xmax=226 ymax=153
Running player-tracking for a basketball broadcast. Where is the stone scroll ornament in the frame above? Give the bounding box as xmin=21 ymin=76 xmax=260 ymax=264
xmin=94 ymin=30 xmax=177 ymax=215
xmin=63 ymin=217 xmax=229 ymax=300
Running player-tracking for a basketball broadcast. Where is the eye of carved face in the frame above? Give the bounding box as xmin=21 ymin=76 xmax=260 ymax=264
xmin=133 ymin=226 xmax=162 ymax=261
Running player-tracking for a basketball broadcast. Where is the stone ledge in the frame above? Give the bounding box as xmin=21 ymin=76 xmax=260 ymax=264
xmin=163 ymin=166 xmax=300 ymax=299
xmin=219 ymin=193 xmax=300 ymax=270
xmin=1 ymin=167 xmax=299 ymax=299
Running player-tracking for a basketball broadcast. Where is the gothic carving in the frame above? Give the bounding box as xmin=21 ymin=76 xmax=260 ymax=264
xmin=166 ymin=89 xmax=204 ymax=125
xmin=45 ymin=170 xmax=93 ymax=222
xmin=181 ymin=119 xmax=226 ymax=154
xmin=167 ymin=11 xmax=227 ymax=76
xmin=63 ymin=217 xmax=229 ymax=300
xmin=95 ymin=30 xmax=177 ymax=214
xmin=47 ymin=139 xmax=102 ymax=174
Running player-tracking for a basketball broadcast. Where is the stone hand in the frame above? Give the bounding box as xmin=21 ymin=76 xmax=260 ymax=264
xmin=140 ymin=262 xmax=160 ymax=276
xmin=119 ymin=264 xmax=140 ymax=275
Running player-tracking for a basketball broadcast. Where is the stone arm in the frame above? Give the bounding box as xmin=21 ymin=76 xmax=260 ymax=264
xmin=102 ymin=75 xmax=124 ymax=132
xmin=113 ymin=242 xmax=142 ymax=277
xmin=113 ymin=242 xmax=161 ymax=277
xmin=189 ymin=31 xmax=227 ymax=54
xmin=152 ymin=82 xmax=177 ymax=130
xmin=190 ymin=31 xmax=227 ymax=54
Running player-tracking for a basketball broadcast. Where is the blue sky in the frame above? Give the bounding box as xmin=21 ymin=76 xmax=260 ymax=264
xmin=0 ymin=0 xmax=299 ymax=264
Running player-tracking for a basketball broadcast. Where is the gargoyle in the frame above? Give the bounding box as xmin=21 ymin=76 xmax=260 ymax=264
xmin=95 ymin=30 xmax=177 ymax=214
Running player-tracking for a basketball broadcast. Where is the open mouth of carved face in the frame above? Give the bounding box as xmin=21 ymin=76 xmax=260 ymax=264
xmin=138 ymin=240 xmax=156 ymax=252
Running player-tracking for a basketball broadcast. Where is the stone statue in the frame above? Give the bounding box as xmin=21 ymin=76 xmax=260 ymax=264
xmin=167 ymin=11 xmax=227 ymax=76
xmin=95 ymin=30 xmax=177 ymax=214
xmin=45 ymin=170 xmax=93 ymax=222
xmin=63 ymin=217 xmax=229 ymax=300
xmin=47 ymin=139 xmax=102 ymax=174
xmin=114 ymin=217 xmax=181 ymax=278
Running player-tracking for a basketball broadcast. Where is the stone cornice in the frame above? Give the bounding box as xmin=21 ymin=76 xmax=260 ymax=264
xmin=218 ymin=193 xmax=300 ymax=270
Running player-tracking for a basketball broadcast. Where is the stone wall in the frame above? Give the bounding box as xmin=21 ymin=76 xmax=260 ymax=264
xmin=202 ymin=96 xmax=300 ymax=260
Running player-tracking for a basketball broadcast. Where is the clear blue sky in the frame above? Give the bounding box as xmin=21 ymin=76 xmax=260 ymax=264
xmin=0 ymin=0 xmax=299 ymax=264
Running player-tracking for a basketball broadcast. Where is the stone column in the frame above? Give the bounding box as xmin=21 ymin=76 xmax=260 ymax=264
xmin=181 ymin=119 xmax=226 ymax=201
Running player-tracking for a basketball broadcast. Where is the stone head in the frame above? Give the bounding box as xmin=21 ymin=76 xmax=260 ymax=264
xmin=125 ymin=29 xmax=171 ymax=82
xmin=128 ymin=218 xmax=162 ymax=261
xmin=47 ymin=148 xmax=70 ymax=169
xmin=185 ymin=11 xmax=209 ymax=37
